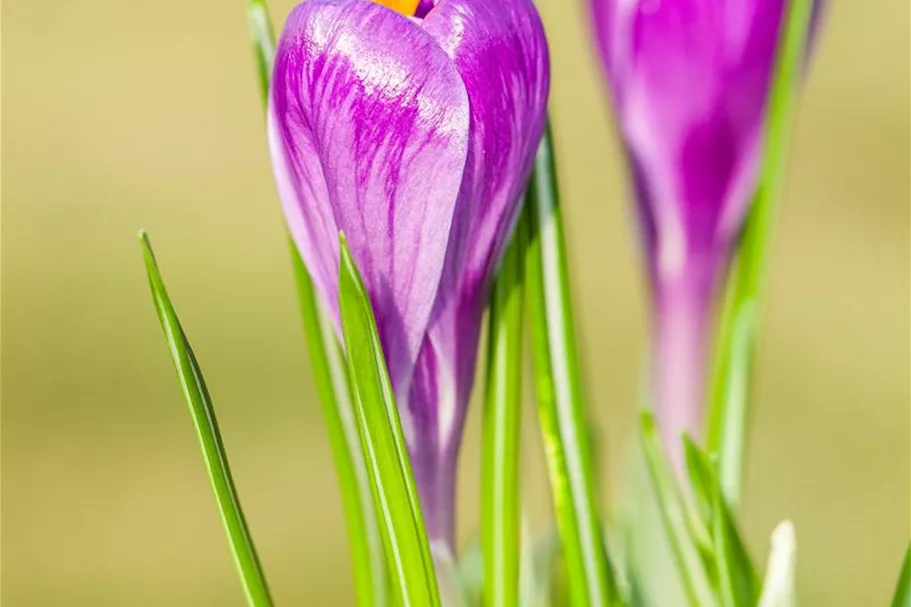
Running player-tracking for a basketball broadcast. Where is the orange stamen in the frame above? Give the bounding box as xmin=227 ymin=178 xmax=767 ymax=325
xmin=374 ymin=0 xmax=421 ymax=17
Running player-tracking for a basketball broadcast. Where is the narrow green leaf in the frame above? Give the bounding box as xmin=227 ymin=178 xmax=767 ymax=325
xmin=639 ymin=413 xmax=716 ymax=607
xmin=891 ymin=546 xmax=910 ymax=607
xmin=482 ymin=209 xmax=527 ymax=607
xmin=714 ymin=484 xmax=759 ymax=607
xmin=290 ymin=243 xmax=388 ymax=607
xmin=678 ymin=441 xmax=722 ymax=593
xmin=756 ymin=521 xmax=798 ymax=607
xmin=706 ymin=0 xmax=817 ymax=505
xmin=706 ymin=291 xmax=755 ymax=507
xmin=682 ymin=437 xmax=715 ymax=528
xmin=683 ymin=438 xmax=759 ymax=607
xmin=338 ymin=236 xmax=441 ymax=607
xmin=138 ymin=231 xmax=274 ymax=607
xmin=246 ymin=0 xmax=276 ymax=105
xmin=710 ymin=489 xmax=745 ymax=607
xmin=244 ymin=3 xmax=387 ymax=603
xmin=525 ymin=123 xmax=619 ymax=607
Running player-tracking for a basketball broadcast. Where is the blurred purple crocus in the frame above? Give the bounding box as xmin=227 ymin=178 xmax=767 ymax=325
xmin=268 ymin=0 xmax=549 ymax=549
xmin=589 ymin=1 xmax=819 ymax=463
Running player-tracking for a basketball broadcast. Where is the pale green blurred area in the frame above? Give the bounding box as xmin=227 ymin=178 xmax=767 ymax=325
xmin=1 ymin=0 xmax=908 ymax=604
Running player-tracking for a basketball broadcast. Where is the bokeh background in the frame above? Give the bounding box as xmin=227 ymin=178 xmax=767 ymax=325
xmin=2 ymin=1 xmax=908 ymax=605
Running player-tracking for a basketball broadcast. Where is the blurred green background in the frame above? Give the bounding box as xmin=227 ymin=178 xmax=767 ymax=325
xmin=2 ymin=1 xmax=908 ymax=605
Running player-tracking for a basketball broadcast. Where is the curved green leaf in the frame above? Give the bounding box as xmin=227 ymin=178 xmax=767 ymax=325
xmin=338 ymin=235 xmax=441 ymax=607
xmin=291 ymin=243 xmax=388 ymax=607
xmin=246 ymin=0 xmax=276 ymax=104
xmin=139 ymin=231 xmax=274 ymax=607
xmin=639 ymin=413 xmax=716 ymax=607
xmin=526 ymin=123 xmax=619 ymax=607
xmin=891 ymin=546 xmax=910 ymax=607
xmin=683 ymin=437 xmax=759 ymax=607
xmin=707 ymin=0 xmax=818 ymax=505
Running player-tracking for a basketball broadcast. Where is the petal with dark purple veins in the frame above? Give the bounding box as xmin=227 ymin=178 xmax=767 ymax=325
xmin=422 ymin=0 xmax=550 ymax=301
xmin=268 ymin=0 xmax=470 ymax=391
xmin=403 ymin=0 xmax=550 ymax=547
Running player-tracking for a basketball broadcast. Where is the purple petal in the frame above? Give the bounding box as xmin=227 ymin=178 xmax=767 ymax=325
xmin=268 ymin=0 xmax=470 ymax=392
xmin=590 ymin=0 xmax=823 ymax=274
xmin=593 ymin=0 xmax=790 ymax=270
xmin=401 ymin=0 xmax=549 ymax=546
xmin=422 ymin=0 xmax=549 ymax=294
xmin=588 ymin=0 xmax=823 ymax=465
xmin=415 ymin=0 xmax=436 ymax=18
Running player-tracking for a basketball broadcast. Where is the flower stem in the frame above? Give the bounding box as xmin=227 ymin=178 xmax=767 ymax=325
xmin=526 ymin=124 xmax=619 ymax=607
xmin=653 ymin=257 xmax=719 ymax=471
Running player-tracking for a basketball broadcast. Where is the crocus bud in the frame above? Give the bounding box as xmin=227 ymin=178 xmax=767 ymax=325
xmin=269 ymin=0 xmax=549 ymax=549
xmin=588 ymin=1 xmax=820 ymax=464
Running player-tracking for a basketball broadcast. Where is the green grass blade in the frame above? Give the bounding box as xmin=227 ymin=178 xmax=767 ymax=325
xmin=682 ymin=438 xmax=759 ymax=607
xmin=677 ymin=440 xmax=722 ymax=592
xmin=710 ymin=488 xmax=756 ymax=607
xmin=639 ymin=413 xmax=716 ymax=607
xmin=705 ymin=276 xmax=755 ymax=507
xmin=290 ymin=242 xmax=388 ymax=607
xmin=337 ymin=236 xmax=441 ymax=607
xmin=756 ymin=521 xmax=798 ymax=607
xmin=246 ymin=0 xmax=276 ymax=105
xmin=481 ymin=209 xmax=527 ymax=607
xmin=525 ymin=123 xmax=619 ymax=607
xmin=682 ymin=437 xmax=715 ymax=528
xmin=706 ymin=0 xmax=817 ymax=506
xmin=138 ymin=231 xmax=274 ymax=607
xmin=891 ymin=546 xmax=911 ymax=607
xmin=244 ymin=3 xmax=387 ymax=602
xmin=714 ymin=482 xmax=759 ymax=607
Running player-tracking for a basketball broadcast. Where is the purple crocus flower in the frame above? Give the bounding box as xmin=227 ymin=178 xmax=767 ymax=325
xmin=589 ymin=1 xmax=819 ymax=463
xmin=268 ymin=0 xmax=549 ymax=550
